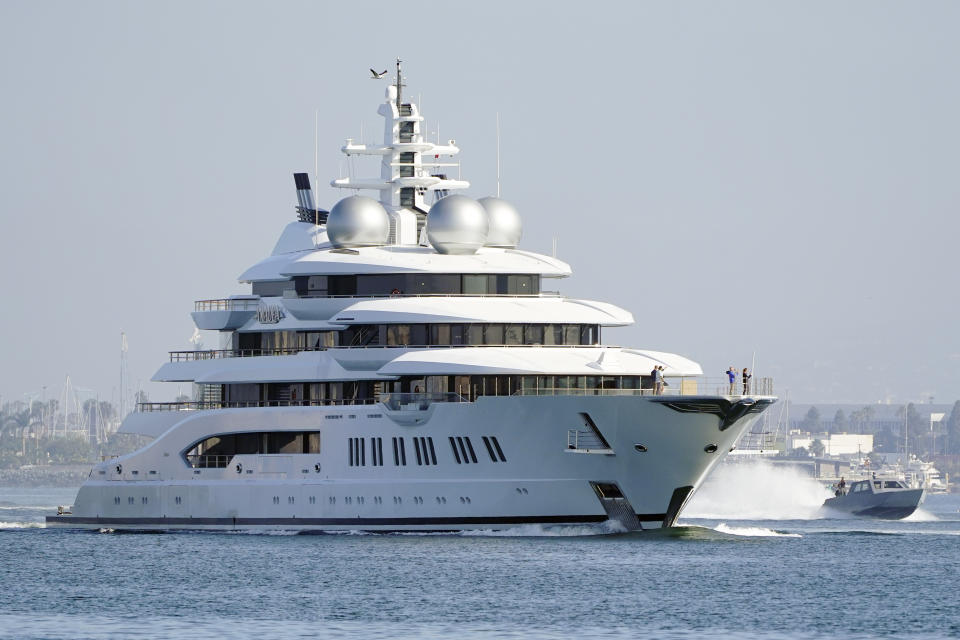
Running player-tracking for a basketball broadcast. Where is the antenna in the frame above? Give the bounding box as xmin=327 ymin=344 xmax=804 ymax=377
xmin=314 ymin=110 xmax=319 ymax=238
xmin=496 ymin=112 xmax=501 ymax=197
xmin=552 ymin=236 xmax=558 ymax=258
xmin=395 ymin=58 xmax=403 ymax=109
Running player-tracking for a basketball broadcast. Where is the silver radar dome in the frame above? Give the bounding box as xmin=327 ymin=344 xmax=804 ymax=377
xmin=426 ymin=195 xmax=489 ymax=255
xmin=326 ymin=195 xmax=390 ymax=248
xmin=477 ymin=197 xmax=522 ymax=248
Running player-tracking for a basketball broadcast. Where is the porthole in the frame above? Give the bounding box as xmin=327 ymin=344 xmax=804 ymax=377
xmin=634 ymin=444 xmax=648 ymax=453
xmin=704 ymin=444 xmax=718 ymax=453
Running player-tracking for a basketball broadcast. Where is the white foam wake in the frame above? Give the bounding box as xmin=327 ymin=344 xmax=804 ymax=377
xmin=685 ymin=459 xmax=833 ymax=520
xmin=0 ymin=521 xmax=45 ymax=529
xmin=903 ymin=508 xmax=938 ymax=522
xmin=461 ymin=520 xmax=626 ymax=537
xmin=714 ymin=523 xmax=801 ymax=538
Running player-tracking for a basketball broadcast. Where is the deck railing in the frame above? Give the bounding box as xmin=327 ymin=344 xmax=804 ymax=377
xmin=194 ymin=298 xmax=261 ymax=312
xmin=137 ymin=399 xmax=379 ymax=412
xmin=138 ymin=378 xmax=774 ymax=414
xmin=185 ymin=454 xmax=233 ymax=469
xmin=512 ymin=377 xmax=775 ymax=398
xmin=379 ymin=392 xmax=466 ymax=411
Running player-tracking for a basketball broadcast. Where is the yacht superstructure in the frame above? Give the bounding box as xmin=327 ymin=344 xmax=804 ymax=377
xmin=48 ymin=63 xmax=776 ymax=532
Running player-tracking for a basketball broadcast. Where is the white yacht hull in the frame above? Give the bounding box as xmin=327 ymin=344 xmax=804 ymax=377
xmin=48 ymin=395 xmax=771 ymax=532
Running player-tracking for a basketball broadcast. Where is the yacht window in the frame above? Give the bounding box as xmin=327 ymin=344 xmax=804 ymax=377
xmin=519 ymin=376 xmax=537 ymax=394
xmin=410 ymin=324 xmax=428 ymax=345
xmin=252 ymin=281 xmax=293 ymax=297
xmin=483 ymin=324 xmax=504 ymax=345
xmin=544 ymin=324 xmax=562 ymax=346
xmin=184 ymin=431 xmax=322 ymax=468
xmin=563 ymin=324 xmax=580 ymax=345
xmin=874 ymin=481 xmax=882 ymax=489
xmin=387 ymin=325 xmax=411 ymax=346
xmin=307 ymin=275 xmax=328 ymax=294
xmin=524 ymin=324 xmax=544 ymax=345
xmin=328 ymin=275 xmax=357 ymax=296
xmin=430 ymin=324 xmax=451 ymax=345
xmin=504 ymin=324 xmax=523 ymax=345
xmin=580 ymin=325 xmax=597 ymax=345
xmin=235 ymin=432 xmax=260 ymax=454
xmin=268 ymin=432 xmax=302 ymax=454
xmin=398 ymin=152 xmax=415 ymax=178
xmin=512 ymin=275 xmax=533 ymax=294
xmin=466 ymin=324 xmax=484 ymax=344
xmin=463 ymin=274 xmax=489 ymax=294
xmin=538 ymin=375 xmax=555 ymax=394
xmin=885 ymin=481 xmax=903 ymax=488
xmin=585 ymin=376 xmax=600 ymax=394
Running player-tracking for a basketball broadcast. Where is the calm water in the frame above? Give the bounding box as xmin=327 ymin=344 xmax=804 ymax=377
xmin=1 ymin=473 xmax=959 ymax=640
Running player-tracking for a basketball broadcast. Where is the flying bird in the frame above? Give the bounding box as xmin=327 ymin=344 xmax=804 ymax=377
xmin=370 ymin=68 xmax=388 ymax=79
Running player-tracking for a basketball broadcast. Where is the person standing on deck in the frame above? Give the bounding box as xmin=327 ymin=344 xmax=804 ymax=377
xmin=742 ymin=368 xmax=752 ymax=395
xmin=726 ymin=367 xmax=737 ymax=395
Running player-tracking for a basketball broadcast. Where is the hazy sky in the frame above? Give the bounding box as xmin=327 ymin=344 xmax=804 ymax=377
xmin=1 ymin=1 xmax=957 ymax=407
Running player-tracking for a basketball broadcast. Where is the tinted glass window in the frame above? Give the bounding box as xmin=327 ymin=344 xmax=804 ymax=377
xmin=484 ymin=324 xmax=504 ymax=345
xmin=466 ymin=324 xmax=484 ymax=344
xmin=431 ymin=324 xmax=451 ymax=345
xmin=524 ymin=324 xmax=544 ymax=345
xmin=463 ymin=275 xmax=489 ymax=294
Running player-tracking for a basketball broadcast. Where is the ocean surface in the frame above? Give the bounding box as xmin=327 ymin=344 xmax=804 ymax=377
xmin=1 ymin=462 xmax=958 ymax=640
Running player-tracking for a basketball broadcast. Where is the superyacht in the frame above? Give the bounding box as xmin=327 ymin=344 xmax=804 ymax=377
xmin=48 ymin=63 xmax=776 ymax=532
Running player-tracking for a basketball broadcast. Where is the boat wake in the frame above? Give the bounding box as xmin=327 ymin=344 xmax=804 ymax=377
xmin=460 ymin=520 xmax=626 ymax=537
xmin=0 ymin=521 xmax=45 ymax=529
xmin=685 ymin=459 xmax=833 ymax=520
xmin=903 ymin=508 xmax=938 ymax=522
xmin=713 ymin=523 xmax=801 ymax=538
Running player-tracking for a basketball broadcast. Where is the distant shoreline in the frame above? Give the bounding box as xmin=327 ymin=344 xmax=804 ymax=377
xmin=0 ymin=465 xmax=89 ymax=487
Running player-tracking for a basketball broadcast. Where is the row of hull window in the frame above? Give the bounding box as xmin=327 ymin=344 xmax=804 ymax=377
xmin=298 ymin=274 xmax=541 ymax=297
xmin=348 ymin=436 xmax=507 ymax=467
xmin=234 ymin=323 xmax=599 ymax=352
xmin=348 ymin=437 xmax=385 ymax=467
xmin=253 ymin=274 xmax=543 ymax=298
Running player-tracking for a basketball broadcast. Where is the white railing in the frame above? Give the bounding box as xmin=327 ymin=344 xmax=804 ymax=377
xmin=194 ymin=298 xmax=260 ymax=312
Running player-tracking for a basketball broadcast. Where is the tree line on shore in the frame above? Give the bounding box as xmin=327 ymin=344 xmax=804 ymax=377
xmin=0 ymin=399 xmax=149 ymax=468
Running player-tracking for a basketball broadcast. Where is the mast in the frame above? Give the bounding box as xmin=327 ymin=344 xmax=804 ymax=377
xmin=330 ymin=61 xmax=470 ymax=243
xmin=395 ymin=58 xmax=403 ymax=110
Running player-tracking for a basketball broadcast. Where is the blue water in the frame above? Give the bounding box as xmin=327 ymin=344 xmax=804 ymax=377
xmin=1 ymin=485 xmax=958 ymax=639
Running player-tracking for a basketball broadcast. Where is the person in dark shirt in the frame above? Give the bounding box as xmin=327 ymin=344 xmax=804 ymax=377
xmin=742 ymin=368 xmax=752 ymax=395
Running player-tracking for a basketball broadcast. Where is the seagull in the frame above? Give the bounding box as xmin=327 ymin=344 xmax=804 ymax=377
xmin=370 ymin=68 xmax=388 ymax=79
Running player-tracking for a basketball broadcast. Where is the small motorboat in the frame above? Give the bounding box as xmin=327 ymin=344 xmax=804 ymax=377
xmin=824 ymin=478 xmax=925 ymax=519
